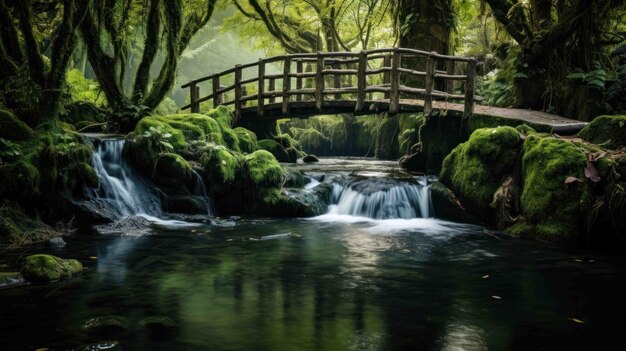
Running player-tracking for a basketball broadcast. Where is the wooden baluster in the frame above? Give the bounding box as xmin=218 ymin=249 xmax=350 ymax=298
xmin=258 ymin=59 xmax=265 ymax=117
xmin=389 ymin=49 xmax=400 ymax=114
xmin=296 ymin=60 xmax=303 ymax=102
xmin=190 ymin=82 xmax=199 ymax=113
xmin=234 ymin=64 xmax=242 ymax=120
xmin=334 ymin=61 xmax=341 ymax=100
xmin=383 ymin=54 xmax=391 ymax=99
xmin=242 ymin=86 xmax=248 ymax=107
xmin=269 ymin=78 xmax=276 ymax=103
xmin=424 ymin=53 xmax=436 ymax=115
xmin=464 ymin=59 xmax=477 ymax=118
xmin=282 ymin=57 xmax=291 ymax=114
xmin=446 ymin=60 xmax=455 ymax=94
xmin=212 ymin=75 xmax=220 ymax=107
xmin=316 ymin=53 xmax=324 ymax=111
xmin=356 ymin=51 xmax=367 ymax=113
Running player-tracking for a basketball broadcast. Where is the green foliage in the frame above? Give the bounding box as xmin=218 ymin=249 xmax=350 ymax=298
xmin=199 ymin=144 xmax=242 ymax=184
xmin=64 ymin=69 xmax=106 ymax=106
xmin=0 ymin=138 xmax=23 ymax=162
xmin=142 ymin=126 xmax=175 ymax=153
xmin=244 ymin=150 xmax=284 ymax=187
xmin=0 ymin=108 xmax=34 ymax=140
xmin=567 ymin=61 xmax=608 ymax=90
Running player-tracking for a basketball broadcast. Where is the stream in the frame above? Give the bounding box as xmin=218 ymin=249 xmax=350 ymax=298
xmin=1 ymin=146 xmax=625 ymax=350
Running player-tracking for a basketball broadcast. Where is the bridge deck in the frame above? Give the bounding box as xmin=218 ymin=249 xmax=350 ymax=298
xmin=238 ymin=99 xmax=587 ymax=134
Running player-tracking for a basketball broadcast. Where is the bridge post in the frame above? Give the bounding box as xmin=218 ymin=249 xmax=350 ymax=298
xmin=212 ymin=75 xmax=221 ymax=107
xmin=190 ymin=82 xmax=199 ymax=113
xmin=446 ymin=60 xmax=455 ymax=94
xmin=315 ymin=53 xmax=324 ymax=111
xmin=424 ymin=53 xmax=436 ymax=115
xmin=390 ymin=48 xmax=400 ymax=114
xmin=282 ymin=57 xmax=291 ymax=114
xmin=268 ymin=78 xmax=276 ymax=103
xmin=464 ymin=59 xmax=477 ymax=118
xmin=258 ymin=59 xmax=265 ymax=117
xmin=356 ymin=51 xmax=367 ymax=113
xmin=296 ymin=60 xmax=303 ymax=102
xmin=333 ymin=61 xmax=341 ymax=100
xmin=234 ymin=64 xmax=242 ymax=121
xmin=383 ymin=55 xmax=391 ymax=99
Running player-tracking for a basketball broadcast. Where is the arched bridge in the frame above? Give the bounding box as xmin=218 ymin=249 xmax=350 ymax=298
xmin=181 ymin=48 xmax=587 ymax=133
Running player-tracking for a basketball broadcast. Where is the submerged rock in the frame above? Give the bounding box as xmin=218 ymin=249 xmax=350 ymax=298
xmin=21 ymin=254 xmax=83 ymax=282
xmin=77 ymin=341 xmax=122 ymax=351
xmin=430 ymin=182 xmax=480 ymax=225
xmin=138 ymin=315 xmax=177 ymax=338
xmin=81 ymin=315 xmax=132 ymax=336
xmin=49 ymin=237 xmax=67 ymax=248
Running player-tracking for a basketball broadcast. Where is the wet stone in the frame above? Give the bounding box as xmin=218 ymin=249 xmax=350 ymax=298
xmin=81 ymin=316 xmax=132 ymax=336
xmin=138 ymin=316 xmax=177 ymax=338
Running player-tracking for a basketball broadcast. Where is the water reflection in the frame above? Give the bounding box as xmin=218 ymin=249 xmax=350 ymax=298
xmin=1 ymin=219 xmax=626 ymax=350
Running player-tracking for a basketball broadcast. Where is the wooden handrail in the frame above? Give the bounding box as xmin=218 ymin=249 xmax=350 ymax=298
xmin=181 ymin=48 xmax=480 ymax=118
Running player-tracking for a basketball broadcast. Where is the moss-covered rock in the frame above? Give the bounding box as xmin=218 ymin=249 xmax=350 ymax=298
xmin=578 ymin=115 xmax=626 ymax=149
xmin=0 ymin=108 xmax=33 ymax=140
xmin=234 ymin=127 xmax=258 ymax=153
xmin=206 ymin=105 xmax=233 ymax=128
xmin=440 ymin=126 xmax=522 ymax=219
xmin=0 ymin=204 xmax=60 ymax=247
xmin=430 ymin=182 xmax=480 ymax=224
xmin=60 ymin=101 xmax=107 ymax=129
xmin=258 ymin=139 xmax=291 ymax=162
xmin=153 ymin=153 xmax=193 ymax=188
xmin=21 ymin=254 xmax=83 ymax=282
xmin=244 ymin=150 xmax=284 ymax=187
xmin=199 ymin=144 xmax=242 ymax=185
xmin=81 ymin=315 xmax=132 ymax=336
xmin=514 ymin=136 xmax=591 ymax=243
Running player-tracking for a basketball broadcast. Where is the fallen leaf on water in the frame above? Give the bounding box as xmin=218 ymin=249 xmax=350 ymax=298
xmin=574 ymin=259 xmax=584 ymax=263
xmin=491 ymin=295 xmax=502 ymax=300
xmin=88 ymin=256 xmax=98 ymax=260
xmin=564 ymin=176 xmax=584 ymax=184
xmin=570 ymin=318 xmax=585 ymax=324
xmin=482 ymin=275 xmax=490 ymax=279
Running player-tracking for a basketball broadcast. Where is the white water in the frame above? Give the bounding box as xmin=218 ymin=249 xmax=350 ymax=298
xmin=191 ymin=169 xmax=214 ymax=216
xmin=86 ymin=138 xmax=206 ymax=228
xmin=327 ymin=177 xmax=432 ymax=219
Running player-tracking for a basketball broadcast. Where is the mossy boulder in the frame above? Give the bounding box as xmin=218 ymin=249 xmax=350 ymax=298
xmin=21 ymin=254 xmax=83 ymax=282
xmin=303 ymin=155 xmax=319 ymax=163
xmin=0 ymin=108 xmax=33 ymax=140
xmin=258 ymin=139 xmax=293 ymax=163
xmin=256 ymin=185 xmax=331 ymax=217
xmin=512 ymin=136 xmax=591 ymax=243
xmin=153 ymin=153 xmax=193 ymax=188
xmin=0 ymin=160 xmax=41 ymax=201
xmin=60 ymin=101 xmax=107 ymax=129
xmin=199 ymin=144 xmax=242 ymax=185
xmin=430 ymin=182 xmax=480 ymax=224
xmin=234 ymin=127 xmax=258 ymax=153
xmin=440 ymin=126 xmax=522 ymax=219
xmin=578 ymin=115 xmax=626 ymax=149
xmin=0 ymin=205 xmax=60 ymax=246
xmin=244 ymin=150 xmax=284 ymax=187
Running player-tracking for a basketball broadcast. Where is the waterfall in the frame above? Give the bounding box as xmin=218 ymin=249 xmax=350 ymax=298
xmin=191 ymin=170 xmax=214 ymax=216
xmin=86 ymin=138 xmax=162 ymax=219
xmin=328 ymin=177 xmax=432 ymax=219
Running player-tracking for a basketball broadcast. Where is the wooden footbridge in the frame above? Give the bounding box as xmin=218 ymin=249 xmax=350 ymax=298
xmin=181 ymin=48 xmax=587 ymax=133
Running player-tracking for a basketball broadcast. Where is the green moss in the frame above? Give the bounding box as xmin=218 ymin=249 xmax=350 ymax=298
xmin=257 ymin=139 xmax=290 ymax=162
xmin=77 ymin=162 xmax=99 ymax=189
xmin=290 ymin=127 xmax=330 ymax=151
xmin=374 ymin=115 xmax=399 ymax=160
xmin=515 ymin=124 xmax=537 ymax=136
xmin=153 ymin=153 xmax=193 ymax=187
xmin=199 ymin=144 xmax=242 ymax=184
xmin=577 ymin=115 xmax=626 ymax=149
xmin=518 ymin=136 xmax=590 ymax=242
xmin=206 ymin=105 xmax=233 ymax=128
xmin=0 ymin=205 xmax=58 ymax=246
xmin=0 ymin=160 xmax=41 ymax=201
xmin=0 ymin=108 xmax=34 ymax=140
xmin=440 ymin=126 xmax=521 ymax=217
xmin=21 ymin=254 xmax=83 ymax=282
xmin=60 ymin=101 xmax=106 ymax=127
xmin=221 ymin=128 xmax=241 ymax=152
xmin=234 ymin=127 xmax=257 ymax=153
xmin=244 ymin=150 xmax=284 ymax=187
xmin=468 ymin=114 xmax=552 ymax=134
xmin=136 ymin=117 xmax=188 ymax=152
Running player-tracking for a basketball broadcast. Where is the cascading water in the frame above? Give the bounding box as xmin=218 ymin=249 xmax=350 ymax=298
xmin=86 ymin=138 xmax=162 ymax=219
xmin=191 ymin=170 xmax=214 ymax=216
xmin=327 ymin=177 xmax=432 ymax=219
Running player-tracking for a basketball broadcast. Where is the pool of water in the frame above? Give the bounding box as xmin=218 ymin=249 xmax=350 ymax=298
xmin=2 ymin=216 xmax=626 ymax=350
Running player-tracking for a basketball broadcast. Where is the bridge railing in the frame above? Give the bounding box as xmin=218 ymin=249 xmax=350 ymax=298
xmin=181 ymin=48 xmax=480 ymax=119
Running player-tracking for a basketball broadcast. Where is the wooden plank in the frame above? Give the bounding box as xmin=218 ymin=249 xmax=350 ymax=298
xmin=282 ymin=57 xmax=291 ymax=114
xmin=464 ymin=59 xmax=477 ymax=118
xmin=356 ymin=51 xmax=366 ymax=112
xmin=296 ymin=60 xmax=303 ymax=102
xmin=190 ymin=82 xmax=199 ymax=113
xmin=383 ymin=54 xmax=391 ymax=99
xmin=397 ymin=67 xmax=427 ymax=76
xmin=316 ymin=54 xmax=324 ymax=111
xmin=268 ymin=78 xmax=276 ymax=103
xmin=389 ymin=49 xmax=400 ymax=113
xmin=424 ymin=54 xmax=435 ymax=115
xmin=234 ymin=64 xmax=242 ymax=120
xmin=258 ymin=59 xmax=265 ymax=117
xmin=212 ymin=75 xmax=220 ymax=108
